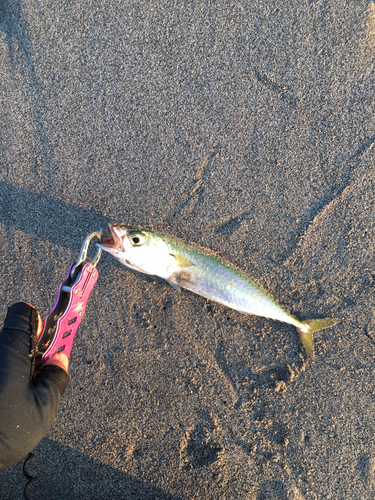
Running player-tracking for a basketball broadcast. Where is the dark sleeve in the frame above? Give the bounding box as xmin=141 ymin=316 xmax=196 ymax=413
xmin=0 ymin=303 xmax=70 ymax=472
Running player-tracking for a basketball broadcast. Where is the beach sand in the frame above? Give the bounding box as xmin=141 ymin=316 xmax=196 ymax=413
xmin=0 ymin=1 xmax=374 ymax=498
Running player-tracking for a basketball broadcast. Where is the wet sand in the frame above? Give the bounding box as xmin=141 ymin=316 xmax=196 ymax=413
xmin=0 ymin=1 xmax=374 ymax=498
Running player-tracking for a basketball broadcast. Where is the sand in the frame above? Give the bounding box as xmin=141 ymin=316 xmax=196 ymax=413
xmin=0 ymin=0 xmax=374 ymax=498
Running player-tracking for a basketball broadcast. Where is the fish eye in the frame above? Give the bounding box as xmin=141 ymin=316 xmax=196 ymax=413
xmin=129 ymin=232 xmax=146 ymax=246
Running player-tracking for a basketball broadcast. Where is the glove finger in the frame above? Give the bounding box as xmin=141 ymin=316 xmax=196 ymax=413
xmin=0 ymin=302 xmax=40 ymax=382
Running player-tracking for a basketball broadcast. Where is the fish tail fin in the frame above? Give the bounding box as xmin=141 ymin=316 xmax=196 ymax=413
xmin=296 ymin=318 xmax=340 ymax=362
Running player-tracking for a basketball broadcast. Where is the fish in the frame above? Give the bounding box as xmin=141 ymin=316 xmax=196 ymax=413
xmin=97 ymin=223 xmax=339 ymax=361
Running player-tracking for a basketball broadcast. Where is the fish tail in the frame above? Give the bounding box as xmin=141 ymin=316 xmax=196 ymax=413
xmin=296 ymin=318 xmax=340 ymax=362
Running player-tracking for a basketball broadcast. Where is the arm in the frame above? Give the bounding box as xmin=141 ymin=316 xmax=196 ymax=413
xmin=0 ymin=303 xmax=69 ymax=472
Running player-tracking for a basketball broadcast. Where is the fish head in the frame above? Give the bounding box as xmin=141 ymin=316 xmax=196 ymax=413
xmin=97 ymin=223 xmax=173 ymax=278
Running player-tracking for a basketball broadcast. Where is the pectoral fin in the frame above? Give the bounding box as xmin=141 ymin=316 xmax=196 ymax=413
xmin=169 ymin=253 xmax=195 ymax=268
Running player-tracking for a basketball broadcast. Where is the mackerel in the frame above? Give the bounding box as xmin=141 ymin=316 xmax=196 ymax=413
xmin=97 ymin=223 xmax=339 ymax=361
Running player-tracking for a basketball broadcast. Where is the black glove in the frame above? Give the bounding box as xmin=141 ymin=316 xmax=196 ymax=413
xmin=0 ymin=302 xmax=69 ymax=472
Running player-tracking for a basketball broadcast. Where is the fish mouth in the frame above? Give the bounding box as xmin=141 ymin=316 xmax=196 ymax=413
xmin=96 ymin=223 xmax=123 ymax=256
xmin=96 ymin=223 xmax=146 ymax=273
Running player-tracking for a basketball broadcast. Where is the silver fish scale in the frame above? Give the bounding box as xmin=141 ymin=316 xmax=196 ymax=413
xmin=166 ymin=241 xmax=300 ymax=328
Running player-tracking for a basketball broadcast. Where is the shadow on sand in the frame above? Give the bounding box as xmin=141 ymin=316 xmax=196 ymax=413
xmin=0 ymin=437 xmax=181 ymax=500
xmin=0 ymin=181 xmax=107 ymax=251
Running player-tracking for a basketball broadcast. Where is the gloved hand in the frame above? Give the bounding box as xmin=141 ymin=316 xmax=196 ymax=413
xmin=0 ymin=302 xmax=70 ymax=472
